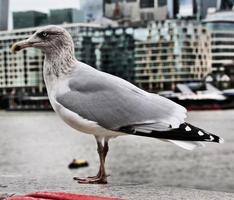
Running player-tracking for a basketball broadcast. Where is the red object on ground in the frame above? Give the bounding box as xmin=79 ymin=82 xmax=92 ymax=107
xmin=6 ymin=192 xmax=122 ymax=200
xmin=6 ymin=197 xmax=47 ymax=200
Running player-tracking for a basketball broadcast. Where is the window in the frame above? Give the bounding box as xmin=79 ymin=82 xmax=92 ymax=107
xmin=182 ymin=28 xmax=187 ymax=33
xmin=158 ymin=0 xmax=167 ymax=7
xmin=105 ymin=0 xmax=113 ymax=3
xmin=140 ymin=0 xmax=154 ymax=8
xmin=140 ymin=12 xmax=154 ymax=21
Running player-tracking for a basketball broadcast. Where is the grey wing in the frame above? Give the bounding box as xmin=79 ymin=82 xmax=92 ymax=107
xmin=56 ymin=65 xmax=187 ymax=131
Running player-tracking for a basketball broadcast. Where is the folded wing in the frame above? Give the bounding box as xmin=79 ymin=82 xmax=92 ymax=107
xmin=56 ymin=63 xmax=187 ymax=132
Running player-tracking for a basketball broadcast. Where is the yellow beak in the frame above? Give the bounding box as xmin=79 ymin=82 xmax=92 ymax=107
xmin=11 ymin=40 xmax=32 ymax=54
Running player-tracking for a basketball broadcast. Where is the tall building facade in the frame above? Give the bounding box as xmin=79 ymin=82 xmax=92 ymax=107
xmin=13 ymin=11 xmax=48 ymax=29
xmin=167 ymin=0 xmax=179 ymax=18
xmin=198 ymin=0 xmax=217 ymax=19
xmin=134 ymin=20 xmax=211 ymax=91
xmin=217 ymin=0 xmax=234 ymax=10
xmin=168 ymin=0 xmax=218 ymax=20
xmin=49 ymin=8 xmax=85 ymax=24
xmin=203 ymin=11 xmax=234 ymax=88
xmin=80 ymin=0 xmax=103 ymax=21
xmin=0 ymin=0 xmax=9 ymax=30
xmin=140 ymin=0 xmax=168 ymax=21
xmin=178 ymin=0 xmax=197 ymax=18
xmin=100 ymin=28 xmax=135 ymax=82
xmin=12 ymin=9 xmax=85 ymax=30
xmin=104 ymin=0 xmax=220 ymax=24
xmin=104 ymin=0 xmax=168 ymax=23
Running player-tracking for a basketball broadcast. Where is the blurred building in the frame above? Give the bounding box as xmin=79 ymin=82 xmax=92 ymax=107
xmin=178 ymin=0 xmax=197 ymax=18
xmin=80 ymin=0 xmax=103 ymax=22
xmin=203 ymin=11 xmax=234 ymax=88
xmin=13 ymin=11 xmax=48 ymax=29
xmin=217 ymin=0 xmax=234 ymax=10
xmin=168 ymin=0 xmax=218 ymax=20
xmin=104 ymin=0 xmax=167 ymax=24
xmin=100 ymin=28 xmax=135 ymax=82
xmin=198 ymin=0 xmax=217 ymax=19
xmin=49 ymin=8 xmax=85 ymax=24
xmin=167 ymin=0 xmax=179 ymax=18
xmin=0 ymin=0 xmax=9 ymax=30
xmin=134 ymin=20 xmax=211 ymax=91
xmin=103 ymin=0 xmax=222 ymax=24
xmin=140 ymin=0 xmax=168 ymax=21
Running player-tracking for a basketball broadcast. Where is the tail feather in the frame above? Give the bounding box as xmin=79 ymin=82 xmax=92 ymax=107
xmin=119 ymin=122 xmax=224 ymax=144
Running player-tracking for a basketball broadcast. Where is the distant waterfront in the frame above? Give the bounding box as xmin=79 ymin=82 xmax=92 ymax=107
xmin=0 ymin=110 xmax=234 ymax=194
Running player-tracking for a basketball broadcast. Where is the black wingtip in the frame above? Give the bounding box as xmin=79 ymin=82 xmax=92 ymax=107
xmin=119 ymin=122 xmax=224 ymax=143
xmin=206 ymin=133 xmax=224 ymax=143
xmin=184 ymin=123 xmax=224 ymax=143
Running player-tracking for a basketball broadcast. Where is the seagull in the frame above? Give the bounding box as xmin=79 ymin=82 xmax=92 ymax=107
xmin=12 ymin=25 xmax=224 ymax=184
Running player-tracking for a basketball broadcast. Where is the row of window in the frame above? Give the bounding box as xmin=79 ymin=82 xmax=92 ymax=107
xmin=211 ymin=33 xmax=234 ymax=38
xmin=213 ymin=55 xmax=234 ymax=60
xmin=212 ymin=48 xmax=234 ymax=53
xmin=212 ymin=41 xmax=234 ymax=45
xmin=105 ymin=0 xmax=166 ymax=8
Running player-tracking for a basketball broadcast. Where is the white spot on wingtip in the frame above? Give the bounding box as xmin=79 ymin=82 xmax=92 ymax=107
xmin=210 ymin=135 xmax=214 ymax=141
xmin=185 ymin=126 xmax=191 ymax=131
xmin=219 ymin=138 xmax=224 ymax=143
xmin=198 ymin=130 xmax=204 ymax=136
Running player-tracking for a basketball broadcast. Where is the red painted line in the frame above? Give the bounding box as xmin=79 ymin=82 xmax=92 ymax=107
xmin=6 ymin=192 xmax=122 ymax=200
xmin=6 ymin=196 xmax=49 ymax=200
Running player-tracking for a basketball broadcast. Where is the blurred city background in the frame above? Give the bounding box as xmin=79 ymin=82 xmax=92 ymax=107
xmin=1 ymin=1 xmax=234 ymax=198
xmin=0 ymin=0 xmax=234 ymax=110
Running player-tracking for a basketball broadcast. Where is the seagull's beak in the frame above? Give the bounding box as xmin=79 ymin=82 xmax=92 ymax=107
xmin=11 ymin=39 xmax=33 ymax=54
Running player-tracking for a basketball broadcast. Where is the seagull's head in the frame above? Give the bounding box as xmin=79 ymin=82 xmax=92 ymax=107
xmin=11 ymin=25 xmax=74 ymax=56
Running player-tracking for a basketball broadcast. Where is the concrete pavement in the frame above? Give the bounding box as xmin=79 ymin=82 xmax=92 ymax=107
xmin=1 ymin=111 xmax=234 ymax=199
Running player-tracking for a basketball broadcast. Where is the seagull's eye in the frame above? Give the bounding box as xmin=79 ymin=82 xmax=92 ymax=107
xmin=38 ymin=32 xmax=49 ymax=39
xmin=42 ymin=32 xmax=48 ymax=37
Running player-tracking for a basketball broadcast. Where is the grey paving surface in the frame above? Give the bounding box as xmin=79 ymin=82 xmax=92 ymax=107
xmin=0 ymin=111 xmax=234 ymax=199
xmin=1 ymin=184 xmax=234 ymax=200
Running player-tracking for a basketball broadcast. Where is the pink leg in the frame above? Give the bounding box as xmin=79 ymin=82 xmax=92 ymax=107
xmin=74 ymin=139 xmax=109 ymax=184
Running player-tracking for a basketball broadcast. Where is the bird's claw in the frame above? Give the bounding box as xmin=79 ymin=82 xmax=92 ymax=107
xmin=73 ymin=176 xmax=107 ymax=184
xmin=78 ymin=178 xmax=107 ymax=184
